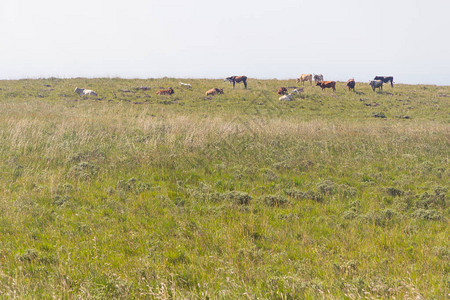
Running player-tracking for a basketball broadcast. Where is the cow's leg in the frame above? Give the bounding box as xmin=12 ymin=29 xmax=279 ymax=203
xmin=233 ymin=81 xmax=235 ymax=88
xmin=244 ymin=79 xmax=247 ymax=88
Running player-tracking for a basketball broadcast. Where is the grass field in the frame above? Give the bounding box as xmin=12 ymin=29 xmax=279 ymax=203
xmin=0 ymin=77 xmax=448 ymax=299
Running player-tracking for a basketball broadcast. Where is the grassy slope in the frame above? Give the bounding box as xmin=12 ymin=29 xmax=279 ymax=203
xmin=0 ymin=78 xmax=448 ymax=299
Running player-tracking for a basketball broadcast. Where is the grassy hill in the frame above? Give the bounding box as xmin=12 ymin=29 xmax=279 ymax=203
xmin=0 ymin=78 xmax=448 ymax=298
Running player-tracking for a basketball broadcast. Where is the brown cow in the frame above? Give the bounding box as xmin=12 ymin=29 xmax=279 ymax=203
xmin=277 ymin=87 xmax=288 ymax=95
xmin=347 ymin=79 xmax=356 ymax=92
xmin=296 ymin=74 xmax=312 ymax=86
xmin=225 ymin=76 xmax=247 ymax=88
xmin=156 ymin=87 xmax=174 ymax=95
xmin=316 ymin=81 xmax=336 ymax=91
xmin=205 ymin=88 xmax=224 ymax=96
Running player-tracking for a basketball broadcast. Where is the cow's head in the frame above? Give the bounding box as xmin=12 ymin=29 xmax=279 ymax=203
xmin=225 ymin=77 xmax=234 ymax=83
xmin=316 ymin=82 xmax=322 ymax=87
xmin=217 ymin=88 xmax=224 ymax=94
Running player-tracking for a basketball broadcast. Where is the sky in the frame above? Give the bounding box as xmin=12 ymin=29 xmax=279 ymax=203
xmin=1 ymin=0 xmax=449 ymax=85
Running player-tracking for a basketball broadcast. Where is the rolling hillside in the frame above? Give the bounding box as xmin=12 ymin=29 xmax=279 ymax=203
xmin=0 ymin=78 xmax=448 ymax=298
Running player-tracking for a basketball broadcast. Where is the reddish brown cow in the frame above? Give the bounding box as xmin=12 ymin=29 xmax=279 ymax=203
xmin=277 ymin=87 xmax=288 ymax=95
xmin=205 ymin=88 xmax=224 ymax=96
xmin=225 ymin=76 xmax=248 ymax=88
xmin=156 ymin=87 xmax=174 ymax=95
xmin=347 ymin=79 xmax=356 ymax=92
xmin=316 ymin=81 xmax=336 ymax=91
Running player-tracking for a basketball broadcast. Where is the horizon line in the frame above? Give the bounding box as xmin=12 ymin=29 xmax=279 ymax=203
xmin=0 ymin=76 xmax=448 ymax=86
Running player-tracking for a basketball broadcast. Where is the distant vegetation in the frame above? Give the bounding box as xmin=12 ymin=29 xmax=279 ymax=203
xmin=0 ymin=78 xmax=448 ymax=298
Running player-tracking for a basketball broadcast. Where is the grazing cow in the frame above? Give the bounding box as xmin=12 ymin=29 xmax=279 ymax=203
xmin=279 ymin=94 xmax=294 ymax=101
xmin=296 ymin=74 xmax=313 ymax=85
xmin=374 ymin=76 xmax=394 ymax=87
xmin=277 ymin=87 xmax=288 ymax=95
xmin=179 ymin=82 xmax=192 ymax=89
xmin=156 ymin=87 xmax=174 ymax=95
xmin=369 ymin=80 xmax=383 ymax=92
xmin=316 ymin=81 xmax=336 ymax=91
xmin=74 ymin=87 xmax=97 ymax=97
xmin=313 ymin=74 xmax=324 ymax=83
xmin=225 ymin=76 xmax=247 ymax=88
xmin=205 ymin=88 xmax=224 ymax=96
xmin=347 ymin=79 xmax=356 ymax=92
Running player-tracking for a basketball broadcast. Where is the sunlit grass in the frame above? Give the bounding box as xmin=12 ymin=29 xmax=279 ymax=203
xmin=0 ymin=78 xmax=448 ymax=298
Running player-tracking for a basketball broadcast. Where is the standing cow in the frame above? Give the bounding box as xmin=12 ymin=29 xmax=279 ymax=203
xmin=369 ymin=80 xmax=383 ymax=92
xmin=347 ymin=79 xmax=356 ymax=92
xmin=316 ymin=81 xmax=336 ymax=91
xmin=313 ymin=74 xmax=324 ymax=83
xmin=374 ymin=76 xmax=394 ymax=87
xmin=296 ymin=74 xmax=313 ymax=86
xmin=225 ymin=76 xmax=247 ymax=88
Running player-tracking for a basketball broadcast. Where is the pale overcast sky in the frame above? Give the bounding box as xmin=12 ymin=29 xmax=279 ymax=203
xmin=1 ymin=0 xmax=449 ymax=84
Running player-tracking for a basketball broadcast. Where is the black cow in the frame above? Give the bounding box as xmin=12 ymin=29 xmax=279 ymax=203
xmin=374 ymin=76 xmax=394 ymax=87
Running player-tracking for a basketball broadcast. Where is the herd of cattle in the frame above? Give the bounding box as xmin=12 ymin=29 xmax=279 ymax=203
xmin=74 ymin=75 xmax=394 ymax=100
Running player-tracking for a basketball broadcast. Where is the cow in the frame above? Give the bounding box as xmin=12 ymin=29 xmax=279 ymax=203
xmin=347 ymin=79 xmax=356 ymax=92
xmin=313 ymin=74 xmax=324 ymax=83
xmin=156 ymin=87 xmax=174 ymax=95
xmin=296 ymin=74 xmax=313 ymax=86
xmin=74 ymin=87 xmax=97 ymax=97
xmin=316 ymin=81 xmax=336 ymax=91
xmin=279 ymin=94 xmax=294 ymax=101
xmin=277 ymin=87 xmax=288 ymax=95
xmin=225 ymin=76 xmax=247 ymax=88
xmin=291 ymin=88 xmax=304 ymax=93
xmin=374 ymin=76 xmax=394 ymax=87
xmin=179 ymin=82 xmax=192 ymax=89
xmin=369 ymin=80 xmax=383 ymax=92
xmin=205 ymin=88 xmax=224 ymax=96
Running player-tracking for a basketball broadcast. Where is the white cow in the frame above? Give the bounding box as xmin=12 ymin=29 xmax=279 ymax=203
xmin=313 ymin=74 xmax=324 ymax=83
xmin=291 ymin=88 xmax=304 ymax=94
xmin=296 ymin=74 xmax=312 ymax=85
xmin=279 ymin=94 xmax=294 ymax=101
xmin=179 ymin=82 xmax=192 ymax=89
xmin=74 ymin=87 xmax=98 ymax=97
